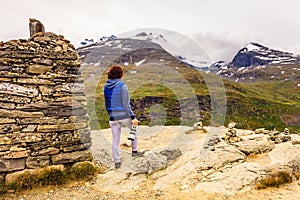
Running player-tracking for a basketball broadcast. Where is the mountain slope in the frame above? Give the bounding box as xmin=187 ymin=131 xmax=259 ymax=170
xmin=77 ymin=37 xmax=209 ymax=129
xmin=77 ymin=38 xmax=300 ymax=132
xmin=210 ymin=42 xmax=300 ymax=82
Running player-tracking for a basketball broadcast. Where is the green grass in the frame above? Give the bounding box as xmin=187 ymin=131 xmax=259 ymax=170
xmin=82 ymin=63 xmax=300 ymax=132
xmin=225 ymin=80 xmax=300 ymax=132
xmin=0 ymin=162 xmax=103 ymax=195
xmin=255 ymin=171 xmax=292 ymax=189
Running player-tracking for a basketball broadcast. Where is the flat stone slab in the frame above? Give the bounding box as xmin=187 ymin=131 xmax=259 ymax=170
xmin=269 ymin=142 xmax=300 ymax=167
xmin=234 ymin=134 xmax=275 ymax=155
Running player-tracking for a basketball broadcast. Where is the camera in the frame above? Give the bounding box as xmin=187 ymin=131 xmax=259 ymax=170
xmin=128 ymin=125 xmax=137 ymax=140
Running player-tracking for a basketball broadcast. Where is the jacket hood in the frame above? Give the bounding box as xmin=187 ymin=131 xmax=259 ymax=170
xmin=104 ymin=79 xmax=122 ymax=89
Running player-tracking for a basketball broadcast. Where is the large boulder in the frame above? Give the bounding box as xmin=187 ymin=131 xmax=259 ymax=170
xmin=269 ymin=142 xmax=300 ymax=171
xmin=195 ymin=162 xmax=266 ymax=195
xmin=198 ymin=143 xmax=246 ymax=170
xmin=121 ymin=147 xmax=181 ymax=175
xmin=233 ymin=134 xmax=275 ymax=155
xmin=290 ymin=134 xmax=300 ymax=145
xmin=92 ymin=147 xmax=182 ymax=193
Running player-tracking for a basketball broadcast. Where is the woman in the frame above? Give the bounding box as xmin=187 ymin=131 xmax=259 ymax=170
xmin=104 ymin=65 xmax=144 ymax=169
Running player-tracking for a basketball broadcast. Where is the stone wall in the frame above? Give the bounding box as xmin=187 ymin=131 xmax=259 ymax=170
xmin=0 ymin=30 xmax=92 ymax=182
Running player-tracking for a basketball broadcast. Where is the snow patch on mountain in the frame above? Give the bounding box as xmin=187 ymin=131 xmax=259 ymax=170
xmin=135 ymin=59 xmax=146 ymax=66
xmin=245 ymin=43 xmax=261 ymax=51
xmin=241 ymin=42 xmax=298 ymax=66
xmin=80 ymin=39 xmax=94 ymax=46
xmin=79 ymin=35 xmax=117 ymax=47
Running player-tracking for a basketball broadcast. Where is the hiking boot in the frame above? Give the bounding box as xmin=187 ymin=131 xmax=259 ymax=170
xmin=132 ymin=150 xmax=145 ymax=157
xmin=115 ymin=162 xmax=121 ymax=169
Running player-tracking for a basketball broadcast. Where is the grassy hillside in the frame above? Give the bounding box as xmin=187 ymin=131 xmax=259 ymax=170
xmin=225 ymin=80 xmax=300 ymax=132
xmin=91 ymin=62 xmax=209 ymax=129
xmin=81 ymin=61 xmax=300 ymax=133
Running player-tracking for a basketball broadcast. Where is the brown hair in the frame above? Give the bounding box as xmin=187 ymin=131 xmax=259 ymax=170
xmin=107 ymin=66 xmax=124 ymax=79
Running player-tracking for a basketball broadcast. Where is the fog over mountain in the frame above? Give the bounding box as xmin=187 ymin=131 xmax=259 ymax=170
xmin=190 ymin=31 xmax=300 ymax=63
xmin=189 ymin=32 xmax=250 ymax=63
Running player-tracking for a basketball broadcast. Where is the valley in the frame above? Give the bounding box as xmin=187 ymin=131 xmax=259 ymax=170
xmin=77 ymin=34 xmax=300 ymax=133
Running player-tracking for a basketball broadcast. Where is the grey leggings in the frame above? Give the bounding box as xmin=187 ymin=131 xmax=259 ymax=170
xmin=109 ymin=118 xmax=138 ymax=163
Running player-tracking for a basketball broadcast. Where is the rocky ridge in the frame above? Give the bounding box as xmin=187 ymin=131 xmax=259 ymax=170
xmin=87 ymin=124 xmax=300 ymax=196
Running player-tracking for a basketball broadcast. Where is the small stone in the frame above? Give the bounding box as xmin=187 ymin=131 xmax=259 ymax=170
xmin=291 ymin=134 xmax=300 ymax=145
xmin=21 ymin=125 xmax=37 ymax=132
xmin=255 ymin=128 xmax=265 ymax=134
xmin=228 ymin=122 xmax=236 ymax=129
xmin=26 ymin=155 xmax=50 ymax=168
xmin=282 ymin=128 xmax=290 ymax=135
xmin=62 ymin=43 xmax=68 ymax=52
xmin=4 ymin=150 xmax=30 ymax=159
xmin=179 ymin=184 xmax=189 ymax=190
xmin=51 ymin=150 xmax=93 ymax=164
xmin=10 ymin=146 xmax=27 ymax=152
xmin=197 ymin=121 xmax=203 ymax=129
xmin=0 ymin=82 xmax=39 ymax=97
xmin=54 ymin=46 xmax=62 ymax=52
xmin=18 ymin=46 xmax=25 ymax=50
xmin=209 ymin=146 xmax=215 ymax=151
xmin=26 ymin=64 xmax=52 ymax=75
xmin=0 ymin=158 xmax=26 ymax=172
xmin=0 ymin=109 xmax=44 ymax=118
xmin=37 ymin=147 xmax=60 ymax=156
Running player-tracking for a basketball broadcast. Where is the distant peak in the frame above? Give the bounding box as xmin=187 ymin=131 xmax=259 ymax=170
xmin=79 ymin=35 xmax=117 ymax=47
xmin=136 ymin=32 xmax=148 ymax=37
xmin=249 ymin=42 xmax=267 ymax=48
xmin=134 ymin=32 xmax=166 ymax=42
xmin=244 ymin=42 xmax=267 ymax=52
xmin=99 ymin=35 xmax=117 ymax=42
xmin=80 ymin=38 xmax=94 ymax=46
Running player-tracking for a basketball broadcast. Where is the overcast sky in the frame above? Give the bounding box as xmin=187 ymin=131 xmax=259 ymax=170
xmin=1 ymin=0 xmax=300 ymax=62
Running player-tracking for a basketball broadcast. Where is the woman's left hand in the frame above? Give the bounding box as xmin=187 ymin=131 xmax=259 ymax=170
xmin=132 ymin=118 xmax=140 ymax=126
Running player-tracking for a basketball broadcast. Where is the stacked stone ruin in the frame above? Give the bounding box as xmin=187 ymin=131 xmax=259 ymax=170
xmin=185 ymin=120 xmax=207 ymax=134
xmin=255 ymin=127 xmax=291 ymax=143
xmin=223 ymin=122 xmax=241 ymax=143
xmin=222 ymin=123 xmax=291 ymax=144
xmin=0 ymin=20 xmax=92 ymax=183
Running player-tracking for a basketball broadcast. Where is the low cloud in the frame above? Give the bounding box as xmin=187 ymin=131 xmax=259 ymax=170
xmin=189 ymin=31 xmax=252 ymax=63
xmin=190 ymin=31 xmax=300 ymax=63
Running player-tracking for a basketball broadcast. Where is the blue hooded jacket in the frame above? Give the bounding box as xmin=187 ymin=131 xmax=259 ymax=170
xmin=104 ymin=79 xmax=135 ymax=121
